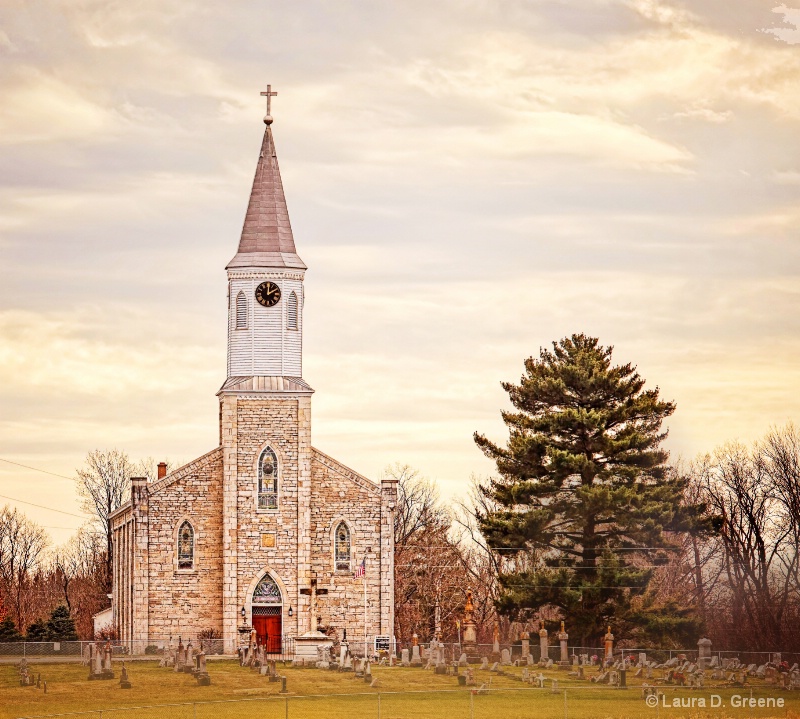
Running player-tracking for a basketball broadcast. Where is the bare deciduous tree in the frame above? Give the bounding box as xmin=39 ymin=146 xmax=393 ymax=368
xmin=0 ymin=506 xmax=49 ymax=630
xmin=75 ymin=449 xmax=134 ymax=590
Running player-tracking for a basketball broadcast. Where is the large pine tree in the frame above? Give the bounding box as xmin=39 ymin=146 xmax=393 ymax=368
xmin=475 ymin=334 xmax=699 ymax=644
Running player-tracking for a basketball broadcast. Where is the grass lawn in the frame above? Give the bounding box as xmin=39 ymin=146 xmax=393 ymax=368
xmin=1 ymin=661 xmax=799 ymax=719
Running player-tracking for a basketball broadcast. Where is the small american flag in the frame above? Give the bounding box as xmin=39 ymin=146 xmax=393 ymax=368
xmin=354 ymin=557 xmax=365 ymax=579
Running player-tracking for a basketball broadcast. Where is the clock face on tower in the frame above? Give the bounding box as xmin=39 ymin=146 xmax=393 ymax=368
xmin=255 ymin=281 xmax=281 ymax=307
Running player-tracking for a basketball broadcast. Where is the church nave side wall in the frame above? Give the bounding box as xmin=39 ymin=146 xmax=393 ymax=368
xmin=309 ymin=451 xmax=382 ymax=641
xmin=145 ymin=448 xmax=225 ymax=639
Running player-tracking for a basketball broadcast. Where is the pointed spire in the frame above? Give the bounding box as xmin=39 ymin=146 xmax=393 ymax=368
xmin=227 ymin=110 xmax=306 ymax=270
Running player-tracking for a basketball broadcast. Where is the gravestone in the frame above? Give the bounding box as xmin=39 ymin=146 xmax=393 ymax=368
xmin=401 ymin=648 xmax=410 ymax=667
xmin=697 ymin=638 xmax=712 ymax=669
xmin=459 ymin=652 xmax=468 ymax=666
xmin=102 ymin=642 xmax=115 ymax=679
xmin=175 ymin=640 xmax=185 ymax=673
xmin=19 ymin=659 xmax=32 ymax=687
xmin=480 ymin=657 xmax=488 ymax=670
xmin=551 ymin=679 xmax=559 ymax=693
xmin=535 ymin=672 xmax=545 ymax=688
xmin=501 ymin=649 xmax=512 ymax=666
xmin=490 ymin=662 xmax=499 ymax=672
xmin=538 ymin=622 xmax=548 ymax=662
xmin=603 ymin=626 xmax=614 ymax=661
xmin=316 ymin=646 xmax=331 ymax=670
xmin=119 ymin=663 xmax=131 ymax=689
xmin=521 ymin=632 xmax=530 ymax=661
xmin=557 ymin=622 xmax=569 ymax=664
xmin=364 ymin=662 xmax=372 ymax=683
xmin=410 ymin=644 xmax=422 ymax=667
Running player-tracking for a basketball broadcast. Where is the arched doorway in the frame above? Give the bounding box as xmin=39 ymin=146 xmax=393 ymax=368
xmin=252 ymin=573 xmax=283 ymax=653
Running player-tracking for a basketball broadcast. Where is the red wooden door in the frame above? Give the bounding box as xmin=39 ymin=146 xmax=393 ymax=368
xmin=252 ymin=614 xmax=282 ymax=653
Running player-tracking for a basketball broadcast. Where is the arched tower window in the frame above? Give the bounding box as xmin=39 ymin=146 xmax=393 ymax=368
xmin=258 ymin=447 xmax=279 ymax=510
xmin=334 ymin=521 xmax=351 ymax=571
xmin=287 ymin=291 xmax=298 ymax=330
xmin=236 ymin=291 xmax=248 ymax=329
xmin=177 ymin=520 xmax=194 ymax=570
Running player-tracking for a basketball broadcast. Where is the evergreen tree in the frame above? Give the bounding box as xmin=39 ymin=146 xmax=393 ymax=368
xmin=475 ymin=334 xmax=702 ymax=644
xmin=26 ymin=618 xmax=49 ymax=642
xmin=46 ymin=605 xmax=78 ymax=642
xmin=0 ymin=615 xmax=22 ymax=642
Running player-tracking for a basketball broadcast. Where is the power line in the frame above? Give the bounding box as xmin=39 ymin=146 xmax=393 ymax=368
xmin=0 ymin=457 xmax=75 ymax=482
xmin=0 ymin=493 xmax=89 ymax=519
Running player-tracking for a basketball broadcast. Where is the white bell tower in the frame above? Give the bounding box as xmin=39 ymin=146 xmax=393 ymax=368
xmin=223 ymin=87 xmax=308 ymax=385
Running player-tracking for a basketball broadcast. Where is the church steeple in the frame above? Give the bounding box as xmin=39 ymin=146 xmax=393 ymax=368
xmin=227 ymin=89 xmax=306 ymax=271
xmin=222 ymin=89 xmax=309 ymax=387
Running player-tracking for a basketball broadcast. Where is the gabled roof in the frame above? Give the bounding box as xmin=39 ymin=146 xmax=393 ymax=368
xmin=227 ymin=121 xmax=306 ymax=271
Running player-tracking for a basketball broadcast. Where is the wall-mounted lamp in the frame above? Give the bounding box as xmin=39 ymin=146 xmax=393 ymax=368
xmin=241 ymin=606 xmax=246 ymax=620
xmin=288 ymin=606 xmax=294 ymax=617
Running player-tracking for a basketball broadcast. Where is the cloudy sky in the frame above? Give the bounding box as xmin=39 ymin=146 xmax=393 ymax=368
xmin=1 ymin=0 xmax=799 ymax=545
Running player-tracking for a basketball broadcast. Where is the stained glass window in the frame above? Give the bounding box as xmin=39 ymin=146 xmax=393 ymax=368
xmin=258 ymin=447 xmax=278 ymax=510
xmin=335 ymin=521 xmax=351 ymax=571
xmin=177 ymin=521 xmax=194 ymax=570
xmin=252 ymin=574 xmax=282 ymax=604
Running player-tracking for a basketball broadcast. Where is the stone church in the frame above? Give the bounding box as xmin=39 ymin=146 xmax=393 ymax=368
xmin=110 ymin=95 xmax=397 ymax=655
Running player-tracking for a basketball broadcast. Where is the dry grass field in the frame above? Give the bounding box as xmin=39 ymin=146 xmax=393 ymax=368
xmin=1 ymin=660 xmax=799 ymax=719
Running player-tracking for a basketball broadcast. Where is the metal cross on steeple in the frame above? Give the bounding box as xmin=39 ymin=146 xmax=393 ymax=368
xmin=261 ymin=85 xmax=278 ymax=121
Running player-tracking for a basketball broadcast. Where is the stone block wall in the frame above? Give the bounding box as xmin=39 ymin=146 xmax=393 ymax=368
xmin=229 ymin=396 xmax=306 ymax=641
xmin=309 ymin=449 xmax=383 ymax=644
xmin=145 ymin=448 xmax=225 ymax=639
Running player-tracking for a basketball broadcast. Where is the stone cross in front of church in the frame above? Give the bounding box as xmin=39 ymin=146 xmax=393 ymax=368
xmin=299 ymin=577 xmax=328 ymax=634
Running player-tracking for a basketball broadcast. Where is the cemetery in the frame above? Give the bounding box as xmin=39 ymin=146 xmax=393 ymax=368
xmin=3 ymin=624 xmax=800 ymax=719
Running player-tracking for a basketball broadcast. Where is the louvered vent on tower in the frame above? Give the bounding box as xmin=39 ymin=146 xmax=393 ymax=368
xmin=236 ymin=291 xmax=248 ymax=329
xmin=287 ymin=291 xmax=298 ymax=330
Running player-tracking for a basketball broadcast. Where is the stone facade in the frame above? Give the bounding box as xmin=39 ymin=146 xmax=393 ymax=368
xmin=110 ymin=108 xmax=395 ymax=654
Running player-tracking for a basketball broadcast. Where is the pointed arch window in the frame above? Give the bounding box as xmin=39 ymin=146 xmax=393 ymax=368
xmin=334 ymin=521 xmax=351 ymax=571
xmin=258 ymin=447 xmax=279 ymax=510
xmin=287 ymin=291 xmax=298 ymax=330
xmin=252 ymin=574 xmax=282 ymax=605
xmin=236 ymin=291 xmax=248 ymax=329
xmin=177 ymin=521 xmax=194 ymax=570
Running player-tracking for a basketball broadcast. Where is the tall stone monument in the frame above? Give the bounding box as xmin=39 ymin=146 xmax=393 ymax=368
xmin=603 ymin=626 xmax=614 ymax=662
xmin=557 ymin=621 xmax=569 ymax=665
xmin=538 ymin=621 xmax=549 ymax=663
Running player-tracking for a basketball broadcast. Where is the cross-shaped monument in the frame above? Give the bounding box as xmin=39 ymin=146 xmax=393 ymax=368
xmin=299 ymin=577 xmax=328 ymax=633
